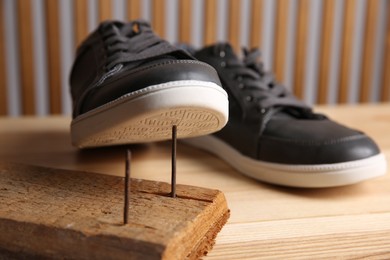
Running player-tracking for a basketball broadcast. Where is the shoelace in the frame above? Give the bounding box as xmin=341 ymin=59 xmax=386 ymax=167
xmin=100 ymin=20 xmax=179 ymax=70
xmin=214 ymin=44 xmax=309 ymax=112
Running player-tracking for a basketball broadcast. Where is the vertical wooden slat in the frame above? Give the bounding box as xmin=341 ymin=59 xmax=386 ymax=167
xmin=127 ymin=0 xmax=141 ymax=20
xmin=17 ymin=0 xmax=35 ymax=115
xmin=204 ymin=0 xmax=217 ymax=45
xmin=0 ymin=0 xmax=7 ymax=115
xmin=359 ymin=0 xmax=380 ymax=103
xmin=381 ymin=2 xmax=390 ymax=102
xmin=273 ymin=0 xmax=289 ymax=83
xmin=152 ymin=0 xmax=165 ymax=37
xmin=228 ymin=0 xmax=241 ymax=51
xmin=317 ymin=0 xmax=336 ymax=104
xmin=293 ymin=0 xmax=310 ymax=99
xmin=99 ymin=0 xmax=112 ymax=21
xmin=74 ymin=0 xmax=88 ymax=47
xmin=250 ymin=0 xmax=262 ymax=49
xmin=338 ymin=0 xmax=357 ymax=103
xmin=45 ymin=0 xmax=62 ymax=114
xmin=179 ymin=0 xmax=191 ymax=43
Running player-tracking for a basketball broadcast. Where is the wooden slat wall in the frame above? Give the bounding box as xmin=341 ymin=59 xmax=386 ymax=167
xmin=74 ymin=0 xmax=88 ymax=47
xmin=2 ymin=0 xmax=389 ymax=116
xmin=179 ymin=0 xmax=192 ymax=44
xmin=228 ymin=0 xmax=241 ymax=51
xmin=250 ymin=0 xmax=262 ymax=49
xmin=381 ymin=2 xmax=390 ymax=102
xmin=45 ymin=0 xmax=62 ymax=114
xmin=317 ymin=0 xmax=336 ymax=104
xmin=273 ymin=0 xmax=289 ymax=84
xmin=293 ymin=0 xmax=310 ymax=100
xmin=204 ymin=0 xmax=217 ymax=45
xmin=0 ymin=0 xmax=7 ymax=115
xmin=99 ymin=0 xmax=112 ymax=21
xmin=360 ymin=0 xmax=380 ymax=102
xmin=127 ymin=0 xmax=141 ymax=20
xmin=152 ymin=0 xmax=165 ymax=37
xmin=17 ymin=0 xmax=35 ymax=115
xmin=338 ymin=0 xmax=357 ymax=103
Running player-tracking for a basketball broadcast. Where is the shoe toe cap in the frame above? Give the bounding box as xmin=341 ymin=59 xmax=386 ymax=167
xmin=259 ymin=119 xmax=381 ymax=165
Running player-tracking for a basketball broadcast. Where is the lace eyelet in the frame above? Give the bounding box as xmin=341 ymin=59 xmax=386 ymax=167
xmin=236 ymin=76 xmax=243 ymax=82
xmin=238 ymin=83 xmax=244 ymax=89
xmin=219 ymin=50 xmax=226 ymax=58
xmin=220 ymin=61 xmax=226 ymax=67
xmin=257 ymin=107 xmax=266 ymax=114
xmin=245 ymin=96 xmax=253 ymax=102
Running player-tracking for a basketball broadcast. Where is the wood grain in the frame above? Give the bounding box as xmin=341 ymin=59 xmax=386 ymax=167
xmin=127 ymin=0 xmax=141 ymax=20
xmin=179 ymin=0 xmax=191 ymax=44
xmin=359 ymin=0 xmax=380 ymax=103
xmin=250 ymin=0 xmax=262 ymax=49
xmin=99 ymin=0 xmax=112 ymax=21
xmin=293 ymin=0 xmax=310 ymax=99
xmin=0 ymin=0 xmax=7 ymax=115
xmin=338 ymin=0 xmax=357 ymax=103
xmin=17 ymin=0 xmax=35 ymax=115
xmin=228 ymin=0 xmax=240 ymax=51
xmin=0 ymin=162 xmax=229 ymax=259
xmin=273 ymin=0 xmax=289 ymax=83
xmin=1 ymin=104 xmax=390 ymax=258
xmin=317 ymin=0 xmax=336 ymax=104
xmin=381 ymin=2 xmax=390 ymax=102
xmin=45 ymin=0 xmax=62 ymax=114
xmin=204 ymin=0 xmax=217 ymax=45
xmin=152 ymin=0 xmax=165 ymax=38
xmin=74 ymin=0 xmax=89 ymax=47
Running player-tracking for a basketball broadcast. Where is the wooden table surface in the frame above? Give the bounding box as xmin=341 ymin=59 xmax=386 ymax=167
xmin=1 ymin=104 xmax=390 ymax=259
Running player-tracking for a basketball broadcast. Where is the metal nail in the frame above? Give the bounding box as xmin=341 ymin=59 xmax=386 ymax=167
xmin=171 ymin=125 xmax=177 ymax=198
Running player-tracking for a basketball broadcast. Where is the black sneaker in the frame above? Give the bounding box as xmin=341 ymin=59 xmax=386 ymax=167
xmin=70 ymin=21 xmax=228 ymax=148
xmin=183 ymin=43 xmax=387 ymax=187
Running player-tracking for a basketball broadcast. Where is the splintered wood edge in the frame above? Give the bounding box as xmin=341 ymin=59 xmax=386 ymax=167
xmin=0 ymin=162 xmax=230 ymax=259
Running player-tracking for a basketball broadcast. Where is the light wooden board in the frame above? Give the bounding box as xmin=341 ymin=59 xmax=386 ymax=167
xmin=0 ymin=104 xmax=390 ymax=258
xmin=0 ymin=163 xmax=229 ymax=259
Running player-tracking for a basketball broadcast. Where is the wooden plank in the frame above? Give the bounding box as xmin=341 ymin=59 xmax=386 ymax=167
xmin=381 ymin=2 xmax=390 ymax=102
xmin=179 ymin=0 xmax=191 ymax=44
xmin=2 ymin=104 xmax=390 ymax=258
xmin=45 ymin=0 xmax=62 ymax=114
xmin=293 ymin=0 xmax=310 ymax=99
xmin=250 ymin=0 xmax=262 ymax=49
xmin=317 ymin=0 xmax=336 ymax=104
xmin=228 ymin=0 xmax=241 ymax=51
xmin=204 ymin=0 xmax=217 ymax=45
xmin=152 ymin=0 xmax=165 ymax=37
xmin=17 ymin=0 xmax=35 ymax=115
xmin=0 ymin=0 xmax=7 ymax=115
xmin=74 ymin=0 xmax=88 ymax=47
xmin=0 ymin=162 xmax=230 ymax=259
xmin=338 ymin=0 xmax=357 ymax=103
xmin=359 ymin=0 xmax=380 ymax=103
xmin=99 ymin=0 xmax=112 ymax=21
xmin=273 ymin=0 xmax=289 ymax=83
xmin=127 ymin=0 xmax=141 ymax=20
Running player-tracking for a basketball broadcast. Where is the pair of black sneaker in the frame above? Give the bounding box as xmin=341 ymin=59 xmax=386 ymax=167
xmin=70 ymin=20 xmax=387 ymax=188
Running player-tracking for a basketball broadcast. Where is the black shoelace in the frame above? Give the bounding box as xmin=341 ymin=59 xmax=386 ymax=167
xmin=100 ymin=20 xmax=179 ymax=70
xmin=214 ymin=44 xmax=310 ymax=113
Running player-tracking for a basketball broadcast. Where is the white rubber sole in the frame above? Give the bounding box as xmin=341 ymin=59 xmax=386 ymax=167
xmin=71 ymin=80 xmax=228 ymax=148
xmin=183 ymin=135 xmax=388 ymax=188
